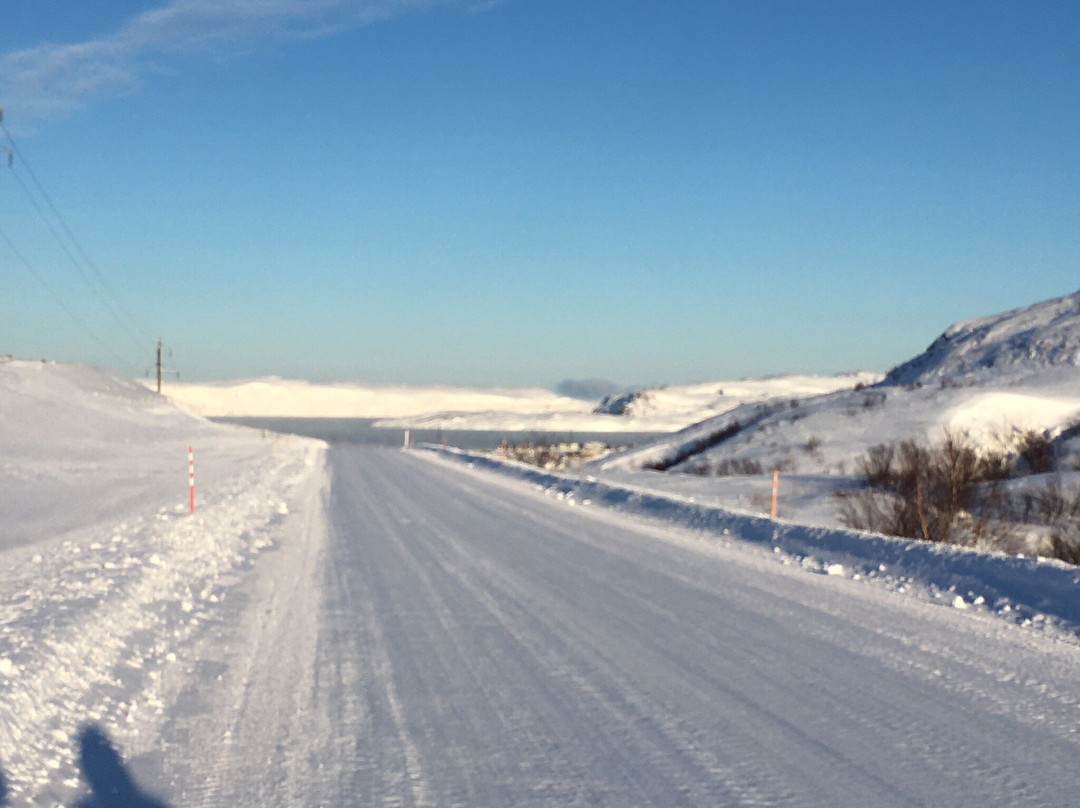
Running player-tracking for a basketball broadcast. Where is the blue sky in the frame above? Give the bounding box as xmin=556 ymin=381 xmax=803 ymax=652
xmin=1 ymin=0 xmax=1078 ymax=388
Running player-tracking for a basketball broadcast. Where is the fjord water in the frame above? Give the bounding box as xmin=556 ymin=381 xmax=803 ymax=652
xmin=213 ymin=416 xmax=667 ymax=451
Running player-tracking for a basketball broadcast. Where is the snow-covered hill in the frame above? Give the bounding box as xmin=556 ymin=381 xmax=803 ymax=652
xmin=591 ymin=373 xmax=880 ymax=419
xmin=148 ymin=377 xmax=591 ymax=420
xmin=593 ymin=290 xmax=1080 ymax=534
xmin=885 ymin=289 xmax=1080 ymax=386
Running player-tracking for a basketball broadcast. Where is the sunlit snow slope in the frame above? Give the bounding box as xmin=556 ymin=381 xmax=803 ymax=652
xmin=0 ymin=359 xmax=325 ymax=805
xmin=600 ymin=290 xmax=1080 ymax=491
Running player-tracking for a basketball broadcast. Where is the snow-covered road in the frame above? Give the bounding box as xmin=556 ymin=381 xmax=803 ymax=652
xmin=152 ymin=446 xmax=1080 ymax=807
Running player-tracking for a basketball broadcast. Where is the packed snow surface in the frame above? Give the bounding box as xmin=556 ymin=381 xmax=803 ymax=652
xmin=0 ymin=359 xmax=326 ymax=805
xmin=4 ymin=357 xmax=1080 ymax=806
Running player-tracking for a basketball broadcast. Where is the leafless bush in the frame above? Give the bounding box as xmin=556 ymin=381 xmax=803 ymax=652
xmin=774 ymin=455 xmax=797 ymax=473
xmin=840 ymin=429 xmax=1002 ymax=544
xmin=858 ymin=443 xmax=895 ymax=489
xmin=1028 ymin=479 xmax=1080 ymax=522
xmin=1015 ymin=429 xmax=1056 ymax=475
xmin=843 ymin=430 xmax=1080 ymax=562
xmin=1049 ymin=530 xmax=1080 ymax=565
xmin=1019 ymin=480 xmax=1080 ymax=563
xmin=975 ymin=446 xmax=1011 ymax=482
xmin=683 ymin=459 xmax=712 ymax=476
xmin=714 ymin=458 xmax=763 ymax=476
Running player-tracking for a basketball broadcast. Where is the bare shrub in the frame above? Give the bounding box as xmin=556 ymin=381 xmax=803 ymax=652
xmin=683 ymin=459 xmax=712 ymax=476
xmin=714 ymin=458 xmax=763 ymax=476
xmin=1033 ymin=479 xmax=1072 ymax=522
xmin=840 ymin=429 xmax=999 ymax=544
xmin=836 ymin=488 xmax=910 ymax=537
xmin=975 ymin=446 xmax=1011 ymax=482
xmin=858 ymin=444 xmax=895 ymax=489
xmin=1025 ymin=481 xmax=1080 ymax=563
xmin=843 ymin=429 xmax=1080 ymax=561
xmin=774 ymin=456 xmax=797 ymax=473
xmin=1049 ymin=530 xmax=1080 ymax=565
xmin=1015 ymin=430 xmax=1056 ymax=475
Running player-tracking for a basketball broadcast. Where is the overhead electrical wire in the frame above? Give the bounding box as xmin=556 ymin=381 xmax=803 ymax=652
xmin=1 ymin=116 xmax=154 ymax=357
xmin=3 ymin=164 xmax=150 ymax=356
xmin=0 ymin=222 xmax=136 ymax=373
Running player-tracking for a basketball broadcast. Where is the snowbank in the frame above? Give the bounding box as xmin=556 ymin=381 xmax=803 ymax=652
xmin=0 ymin=359 xmax=327 ymax=805
xmin=419 ymin=447 xmax=1080 ymax=641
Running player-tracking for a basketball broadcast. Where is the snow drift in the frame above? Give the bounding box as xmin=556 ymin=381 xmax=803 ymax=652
xmin=0 ymin=358 xmax=327 ymax=805
xmin=423 ymin=446 xmax=1080 ymax=641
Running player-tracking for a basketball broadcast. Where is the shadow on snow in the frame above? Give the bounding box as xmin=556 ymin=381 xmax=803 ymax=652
xmin=0 ymin=724 xmax=171 ymax=808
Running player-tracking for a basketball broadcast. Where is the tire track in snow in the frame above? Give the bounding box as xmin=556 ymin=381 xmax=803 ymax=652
xmin=138 ymin=445 xmax=1080 ymax=807
xmin=374 ymin=455 xmax=889 ymax=806
xmin=327 ymin=456 xmax=435 ymax=807
xmin=349 ymin=447 xmax=1080 ymax=807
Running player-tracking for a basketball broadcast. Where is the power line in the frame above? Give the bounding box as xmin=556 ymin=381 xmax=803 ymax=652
xmin=4 ymin=165 xmax=150 ymax=354
xmin=0 ymin=223 xmax=136 ymax=372
xmin=1 ymin=114 xmax=154 ymax=352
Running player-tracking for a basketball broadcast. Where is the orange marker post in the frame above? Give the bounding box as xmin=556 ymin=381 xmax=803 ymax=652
xmin=188 ymin=446 xmax=196 ymax=514
xmin=770 ymin=469 xmax=779 ymax=519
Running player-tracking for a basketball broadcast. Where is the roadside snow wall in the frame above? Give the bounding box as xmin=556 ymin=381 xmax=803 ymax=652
xmin=420 ymin=446 xmax=1080 ymax=641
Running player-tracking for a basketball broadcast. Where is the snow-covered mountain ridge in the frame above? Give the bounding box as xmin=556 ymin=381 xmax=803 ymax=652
xmin=885 ymin=289 xmax=1080 ymax=386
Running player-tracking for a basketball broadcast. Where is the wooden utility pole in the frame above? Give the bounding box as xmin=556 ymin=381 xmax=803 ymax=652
xmin=156 ymin=339 xmax=163 ymax=394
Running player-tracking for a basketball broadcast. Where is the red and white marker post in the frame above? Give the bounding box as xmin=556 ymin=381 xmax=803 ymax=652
xmin=770 ymin=469 xmax=779 ymax=519
xmin=188 ymin=446 xmax=196 ymax=514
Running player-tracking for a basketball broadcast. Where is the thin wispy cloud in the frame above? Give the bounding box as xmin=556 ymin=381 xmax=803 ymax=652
xmin=0 ymin=0 xmax=463 ymax=124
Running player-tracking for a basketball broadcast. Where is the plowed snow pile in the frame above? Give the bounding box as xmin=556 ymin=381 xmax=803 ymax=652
xmin=0 ymin=359 xmax=326 ymax=805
